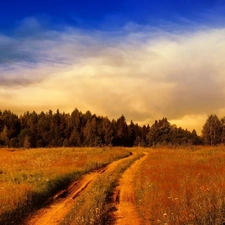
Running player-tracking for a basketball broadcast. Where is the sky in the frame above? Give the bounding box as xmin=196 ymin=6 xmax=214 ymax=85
xmin=0 ymin=0 xmax=225 ymax=133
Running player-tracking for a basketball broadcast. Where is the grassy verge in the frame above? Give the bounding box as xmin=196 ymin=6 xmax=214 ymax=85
xmin=134 ymin=147 xmax=225 ymax=225
xmin=0 ymin=147 xmax=131 ymax=224
xmin=60 ymin=149 xmax=144 ymax=225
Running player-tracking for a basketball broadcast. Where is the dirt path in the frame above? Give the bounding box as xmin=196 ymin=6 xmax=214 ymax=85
xmin=113 ymin=152 xmax=148 ymax=225
xmin=24 ymin=169 xmax=103 ymax=225
xmin=24 ymin=153 xmax=135 ymax=225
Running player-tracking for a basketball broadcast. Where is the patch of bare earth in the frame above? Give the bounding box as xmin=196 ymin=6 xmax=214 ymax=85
xmin=112 ymin=153 xmax=148 ymax=225
xmin=24 ymin=170 xmax=102 ymax=225
xmin=24 ymin=153 xmax=133 ymax=225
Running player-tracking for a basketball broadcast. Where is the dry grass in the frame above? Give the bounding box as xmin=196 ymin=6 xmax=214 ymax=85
xmin=3 ymin=146 xmax=225 ymax=225
xmin=134 ymin=146 xmax=225 ymax=225
xmin=0 ymin=147 xmax=131 ymax=224
xmin=60 ymin=149 xmax=145 ymax=225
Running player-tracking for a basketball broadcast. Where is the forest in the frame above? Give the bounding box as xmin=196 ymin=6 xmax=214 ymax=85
xmin=0 ymin=109 xmax=222 ymax=148
xmin=0 ymin=108 xmax=206 ymax=148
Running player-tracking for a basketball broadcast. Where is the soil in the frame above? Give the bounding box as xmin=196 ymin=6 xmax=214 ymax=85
xmin=23 ymin=152 xmax=147 ymax=225
xmin=24 ymin=169 xmax=104 ymax=225
xmin=112 ymin=153 xmax=148 ymax=225
xmin=23 ymin=153 xmax=132 ymax=225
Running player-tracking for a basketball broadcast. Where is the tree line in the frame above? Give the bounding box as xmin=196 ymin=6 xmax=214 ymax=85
xmin=202 ymin=114 xmax=225 ymax=146
xmin=0 ymin=109 xmax=202 ymax=148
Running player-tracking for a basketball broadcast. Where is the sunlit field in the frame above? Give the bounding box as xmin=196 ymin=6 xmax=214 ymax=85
xmin=60 ymin=150 xmax=144 ymax=225
xmin=2 ymin=146 xmax=225 ymax=225
xmin=134 ymin=146 xmax=225 ymax=225
xmin=0 ymin=147 xmax=131 ymax=224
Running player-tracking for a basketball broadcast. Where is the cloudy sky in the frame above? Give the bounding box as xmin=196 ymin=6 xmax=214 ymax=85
xmin=0 ymin=0 xmax=225 ymax=133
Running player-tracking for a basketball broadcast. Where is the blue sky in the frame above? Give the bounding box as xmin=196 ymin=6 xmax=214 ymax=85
xmin=0 ymin=0 xmax=225 ymax=132
xmin=1 ymin=0 xmax=225 ymax=31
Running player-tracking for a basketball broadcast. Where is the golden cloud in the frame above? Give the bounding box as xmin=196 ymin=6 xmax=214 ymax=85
xmin=1 ymin=26 xmax=225 ymax=133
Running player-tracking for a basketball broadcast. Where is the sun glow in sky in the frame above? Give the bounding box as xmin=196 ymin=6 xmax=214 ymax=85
xmin=0 ymin=0 xmax=225 ymax=133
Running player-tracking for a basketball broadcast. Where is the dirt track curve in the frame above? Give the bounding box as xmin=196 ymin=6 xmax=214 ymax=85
xmin=24 ymin=168 xmax=104 ymax=225
xmin=24 ymin=152 xmax=147 ymax=225
xmin=24 ymin=153 xmax=135 ymax=225
xmin=113 ymin=152 xmax=148 ymax=225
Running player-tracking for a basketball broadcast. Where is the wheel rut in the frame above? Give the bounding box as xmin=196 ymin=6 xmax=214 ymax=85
xmin=23 ymin=154 xmax=134 ymax=225
xmin=112 ymin=152 xmax=148 ymax=225
xmin=24 ymin=170 xmax=101 ymax=225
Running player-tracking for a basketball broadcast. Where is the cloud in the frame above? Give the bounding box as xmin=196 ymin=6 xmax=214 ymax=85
xmin=16 ymin=17 xmax=43 ymax=37
xmin=0 ymin=35 xmax=35 ymax=65
xmin=0 ymin=20 xmax=225 ymax=133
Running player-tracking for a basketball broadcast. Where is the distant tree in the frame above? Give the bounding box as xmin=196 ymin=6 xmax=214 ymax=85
xmin=1 ymin=110 xmax=20 ymax=142
xmin=0 ymin=117 xmax=4 ymax=133
xmin=83 ymin=117 xmax=102 ymax=146
xmin=0 ymin=126 xmax=9 ymax=146
xmin=127 ymin=121 xmax=138 ymax=147
xmin=139 ymin=125 xmax=150 ymax=146
xmin=191 ymin=129 xmax=202 ymax=145
xmin=49 ymin=109 xmax=65 ymax=146
xmin=101 ymin=117 xmax=113 ymax=146
xmin=0 ymin=107 xmax=203 ymax=148
xmin=146 ymin=118 xmax=171 ymax=146
xmin=71 ymin=108 xmax=81 ymax=130
xmin=23 ymin=135 xmax=31 ymax=148
xmin=68 ymin=129 xmax=80 ymax=146
xmin=36 ymin=112 xmax=50 ymax=147
xmin=221 ymin=117 xmax=225 ymax=144
xmin=9 ymin=137 xmax=19 ymax=148
xmin=113 ymin=115 xmax=128 ymax=146
xmin=18 ymin=128 xmax=36 ymax=148
xmin=202 ymin=114 xmax=222 ymax=145
xmin=60 ymin=112 xmax=70 ymax=144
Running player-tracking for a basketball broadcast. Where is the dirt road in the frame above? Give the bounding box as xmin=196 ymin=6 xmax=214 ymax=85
xmin=24 ymin=152 xmax=147 ymax=225
xmin=24 ymin=153 xmax=134 ymax=225
xmin=113 ymin=153 xmax=148 ymax=225
xmin=24 ymin=169 xmax=105 ymax=225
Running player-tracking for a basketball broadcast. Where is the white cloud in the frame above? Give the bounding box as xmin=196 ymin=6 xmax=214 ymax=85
xmin=0 ymin=22 xmax=225 ymax=133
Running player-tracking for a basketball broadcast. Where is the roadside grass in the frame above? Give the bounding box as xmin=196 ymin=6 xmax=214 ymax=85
xmin=60 ymin=149 xmax=145 ymax=225
xmin=134 ymin=146 xmax=225 ymax=225
xmin=0 ymin=147 xmax=131 ymax=224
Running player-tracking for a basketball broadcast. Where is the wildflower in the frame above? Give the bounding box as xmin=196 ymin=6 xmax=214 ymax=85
xmin=163 ymin=213 xmax=167 ymax=217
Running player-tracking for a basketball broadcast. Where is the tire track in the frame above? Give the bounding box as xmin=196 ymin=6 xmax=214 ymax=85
xmin=113 ymin=152 xmax=148 ymax=225
xmin=24 ymin=170 xmax=101 ymax=225
xmin=23 ymin=155 xmax=133 ymax=225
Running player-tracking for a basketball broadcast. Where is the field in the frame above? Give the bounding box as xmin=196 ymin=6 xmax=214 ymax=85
xmin=134 ymin=147 xmax=225 ymax=225
xmin=1 ymin=146 xmax=225 ymax=225
xmin=0 ymin=147 xmax=131 ymax=224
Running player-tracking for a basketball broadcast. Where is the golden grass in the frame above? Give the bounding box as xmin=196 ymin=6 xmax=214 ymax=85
xmin=134 ymin=146 xmax=225 ymax=225
xmin=60 ymin=149 xmax=145 ymax=225
xmin=0 ymin=147 xmax=131 ymax=224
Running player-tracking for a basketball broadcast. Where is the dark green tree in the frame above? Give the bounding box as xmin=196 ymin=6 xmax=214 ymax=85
xmin=113 ymin=115 xmax=128 ymax=146
xmin=146 ymin=118 xmax=171 ymax=146
xmin=202 ymin=114 xmax=222 ymax=145
xmin=100 ymin=117 xmax=113 ymax=146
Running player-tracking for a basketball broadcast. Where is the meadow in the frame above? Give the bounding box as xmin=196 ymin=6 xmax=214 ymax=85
xmin=0 ymin=147 xmax=131 ymax=224
xmin=60 ymin=150 xmax=144 ymax=225
xmin=134 ymin=146 xmax=225 ymax=225
xmin=1 ymin=146 xmax=225 ymax=225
